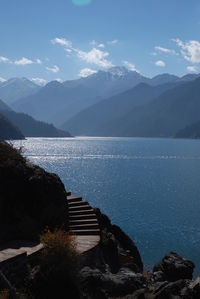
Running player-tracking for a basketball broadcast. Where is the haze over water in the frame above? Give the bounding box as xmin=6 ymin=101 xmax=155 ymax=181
xmin=13 ymin=137 xmax=200 ymax=274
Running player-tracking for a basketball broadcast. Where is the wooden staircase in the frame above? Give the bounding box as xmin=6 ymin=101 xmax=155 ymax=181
xmin=67 ymin=194 xmax=100 ymax=236
xmin=67 ymin=192 xmax=100 ymax=254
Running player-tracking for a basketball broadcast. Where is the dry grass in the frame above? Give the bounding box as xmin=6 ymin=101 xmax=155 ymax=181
xmin=0 ymin=290 xmax=9 ymax=299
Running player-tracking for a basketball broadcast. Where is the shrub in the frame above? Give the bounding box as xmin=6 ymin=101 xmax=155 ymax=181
xmin=29 ymin=229 xmax=80 ymax=299
xmin=0 ymin=290 xmax=9 ymax=299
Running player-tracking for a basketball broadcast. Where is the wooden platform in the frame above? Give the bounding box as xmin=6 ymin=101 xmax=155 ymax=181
xmin=0 ymin=241 xmax=43 ymax=267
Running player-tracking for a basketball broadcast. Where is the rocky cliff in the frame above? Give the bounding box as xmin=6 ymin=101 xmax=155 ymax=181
xmin=0 ymin=141 xmax=68 ymax=241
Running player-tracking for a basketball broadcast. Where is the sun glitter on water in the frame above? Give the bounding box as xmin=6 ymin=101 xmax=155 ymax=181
xmin=72 ymin=0 xmax=92 ymax=6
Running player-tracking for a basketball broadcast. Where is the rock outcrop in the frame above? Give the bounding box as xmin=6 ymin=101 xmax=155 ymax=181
xmin=79 ymin=210 xmax=199 ymax=298
xmin=153 ymin=252 xmax=195 ymax=281
xmin=0 ymin=141 xmax=68 ymax=241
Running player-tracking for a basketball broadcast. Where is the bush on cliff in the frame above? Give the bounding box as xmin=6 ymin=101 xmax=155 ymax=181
xmin=0 ymin=141 xmax=68 ymax=241
xmin=28 ymin=229 xmax=80 ymax=299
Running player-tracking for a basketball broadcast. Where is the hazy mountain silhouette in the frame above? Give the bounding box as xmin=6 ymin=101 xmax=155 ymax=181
xmin=98 ymin=77 xmax=200 ymax=137
xmin=0 ymin=78 xmax=40 ymax=104
xmin=12 ymin=68 xmax=182 ymax=126
xmin=63 ymin=76 xmax=200 ymax=137
xmin=62 ymin=81 xmax=179 ymax=135
xmin=0 ymin=98 xmax=71 ymax=138
xmin=0 ymin=113 xmax=24 ymax=140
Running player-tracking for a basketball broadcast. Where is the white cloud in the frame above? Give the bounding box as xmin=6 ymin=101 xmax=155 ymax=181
xmin=31 ymin=77 xmax=47 ymax=86
xmin=155 ymin=60 xmax=166 ymax=67
xmin=173 ymin=38 xmax=200 ymax=63
xmin=123 ymin=60 xmax=137 ymax=71
xmin=51 ymin=37 xmax=72 ymax=47
xmin=0 ymin=56 xmax=11 ymax=64
xmin=79 ymin=68 xmax=97 ymax=78
xmin=46 ymin=65 xmax=60 ymax=73
xmin=155 ymin=46 xmax=177 ymax=55
xmin=0 ymin=76 xmax=6 ymax=82
xmin=76 ymin=47 xmax=113 ymax=69
xmin=36 ymin=58 xmax=42 ymax=64
xmin=107 ymin=39 xmax=118 ymax=45
xmin=14 ymin=57 xmax=33 ymax=65
xmin=51 ymin=37 xmax=113 ymax=69
xmin=187 ymin=65 xmax=198 ymax=73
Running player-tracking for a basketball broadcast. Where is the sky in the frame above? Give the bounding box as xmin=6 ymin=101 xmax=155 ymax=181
xmin=0 ymin=0 xmax=200 ymax=84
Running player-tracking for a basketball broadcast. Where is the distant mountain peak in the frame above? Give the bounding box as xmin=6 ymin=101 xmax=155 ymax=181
xmin=107 ymin=66 xmax=130 ymax=76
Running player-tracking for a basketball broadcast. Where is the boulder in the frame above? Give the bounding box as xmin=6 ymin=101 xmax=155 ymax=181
xmin=80 ymin=266 xmax=146 ymax=297
xmin=153 ymin=252 xmax=194 ymax=281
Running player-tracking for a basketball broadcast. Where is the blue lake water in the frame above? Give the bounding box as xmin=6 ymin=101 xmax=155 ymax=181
xmin=13 ymin=137 xmax=200 ymax=274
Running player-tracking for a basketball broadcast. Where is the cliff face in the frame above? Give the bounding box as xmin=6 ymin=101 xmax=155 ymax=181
xmin=0 ymin=141 xmax=68 ymax=241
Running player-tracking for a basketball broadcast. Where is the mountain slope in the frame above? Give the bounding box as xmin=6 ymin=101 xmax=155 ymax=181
xmin=175 ymin=121 xmax=200 ymax=139
xmin=62 ymin=81 xmax=180 ymax=135
xmin=0 ymin=98 xmax=11 ymax=111
xmin=100 ymin=77 xmax=200 ymax=137
xmin=1 ymin=110 xmax=71 ymax=137
xmin=0 ymin=78 xmax=40 ymax=104
xmin=0 ymin=113 xmax=24 ymax=140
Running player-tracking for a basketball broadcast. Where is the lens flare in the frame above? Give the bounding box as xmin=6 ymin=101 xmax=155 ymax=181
xmin=72 ymin=0 xmax=92 ymax=6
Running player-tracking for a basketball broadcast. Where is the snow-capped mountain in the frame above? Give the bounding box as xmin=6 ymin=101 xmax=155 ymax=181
xmin=0 ymin=77 xmax=41 ymax=104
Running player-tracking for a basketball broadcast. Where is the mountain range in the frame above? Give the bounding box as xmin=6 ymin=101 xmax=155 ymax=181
xmin=11 ymin=67 xmax=198 ymax=127
xmin=1 ymin=67 xmax=200 ymax=139
xmin=63 ymin=76 xmax=200 ymax=137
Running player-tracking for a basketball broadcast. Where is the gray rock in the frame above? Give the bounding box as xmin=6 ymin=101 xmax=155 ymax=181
xmin=153 ymin=252 xmax=194 ymax=281
xmin=80 ymin=266 xmax=146 ymax=297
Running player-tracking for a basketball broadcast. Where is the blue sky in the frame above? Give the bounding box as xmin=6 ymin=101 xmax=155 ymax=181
xmin=0 ymin=0 xmax=200 ymax=84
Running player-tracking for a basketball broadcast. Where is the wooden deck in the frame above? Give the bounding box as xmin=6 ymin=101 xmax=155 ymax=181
xmin=0 ymin=241 xmax=43 ymax=267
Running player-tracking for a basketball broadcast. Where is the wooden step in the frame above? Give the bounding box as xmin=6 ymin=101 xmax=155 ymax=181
xmin=69 ymin=209 xmax=94 ymax=216
xmin=68 ymin=204 xmax=91 ymax=212
xmin=69 ymin=214 xmax=97 ymax=221
xmin=69 ymin=219 xmax=98 ymax=225
xmin=66 ymin=191 xmax=72 ymax=196
xmin=69 ymin=223 xmax=99 ymax=230
xmin=67 ymin=195 xmax=82 ymax=203
xmin=70 ymin=229 xmax=100 ymax=236
xmin=68 ymin=201 xmax=88 ymax=207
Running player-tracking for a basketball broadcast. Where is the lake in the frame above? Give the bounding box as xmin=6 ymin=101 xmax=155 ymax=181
xmin=13 ymin=137 xmax=200 ymax=274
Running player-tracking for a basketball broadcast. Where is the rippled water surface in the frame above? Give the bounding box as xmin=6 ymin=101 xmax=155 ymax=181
xmin=13 ymin=137 xmax=200 ymax=273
